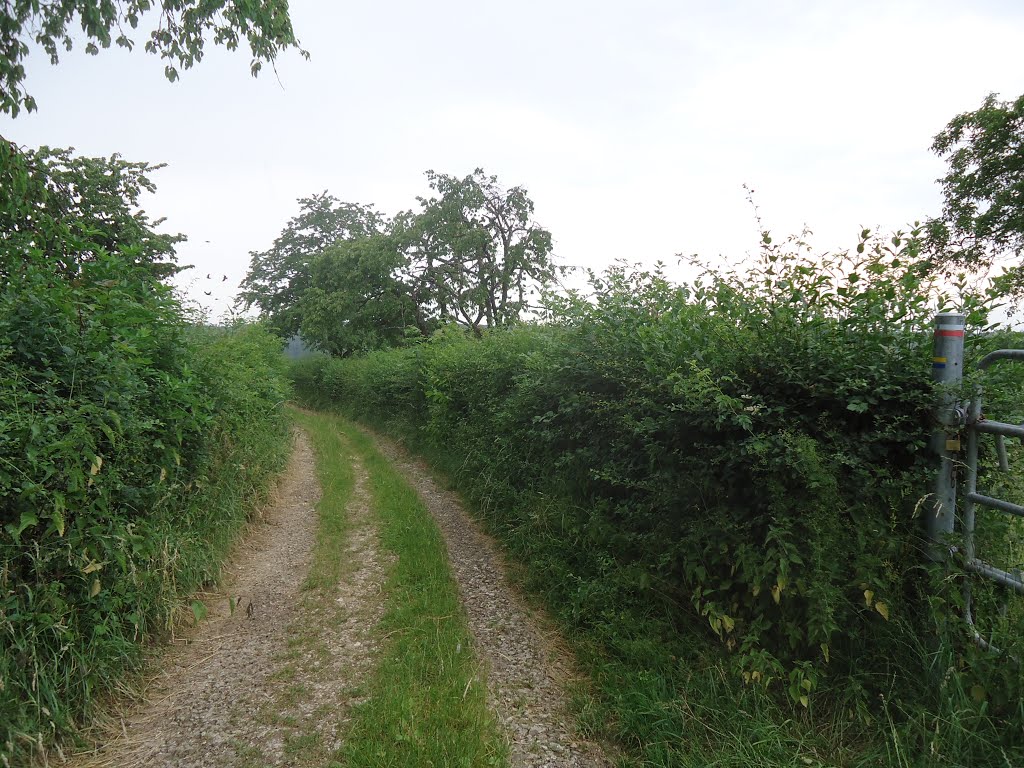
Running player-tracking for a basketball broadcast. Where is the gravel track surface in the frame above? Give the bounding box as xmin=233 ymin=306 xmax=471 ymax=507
xmin=68 ymin=428 xmax=387 ymax=768
xmin=64 ymin=421 xmax=613 ymax=768
xmin=368 ymin=432 xmax=614 ymax=768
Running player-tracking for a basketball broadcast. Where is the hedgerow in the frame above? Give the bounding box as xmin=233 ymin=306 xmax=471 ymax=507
xmin=0 ymin=142 xmax=291 ymax=766
xmin=293 ymin=229 xmax=1024 ymax=765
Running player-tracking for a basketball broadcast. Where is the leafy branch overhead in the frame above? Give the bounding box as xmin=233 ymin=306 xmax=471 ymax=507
xmin=0 ymin=0 xmax=308 ymax=116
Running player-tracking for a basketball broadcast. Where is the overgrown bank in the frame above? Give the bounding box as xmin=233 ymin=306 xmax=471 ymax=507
xmin=292 ymin=233 xmax=1024 ymax=766
xmin=0 ymin=143 xmax=291 ymax=766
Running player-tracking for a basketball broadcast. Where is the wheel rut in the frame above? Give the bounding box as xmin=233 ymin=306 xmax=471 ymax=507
xmin=367 ymin=431 xmax=614 ymax=768
xmin=69 ymin=427 xmax=387 ymax=768
xmin=66 ymin=419 xmax=613 ymax=768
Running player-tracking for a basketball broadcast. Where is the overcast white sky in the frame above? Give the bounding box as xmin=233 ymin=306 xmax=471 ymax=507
xmin=2 ymin=0 xmax=1024 ymax=319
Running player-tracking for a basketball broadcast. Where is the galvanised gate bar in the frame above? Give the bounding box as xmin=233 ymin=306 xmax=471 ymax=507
xmin=928 ymin=313 xmax=1024 ymax=651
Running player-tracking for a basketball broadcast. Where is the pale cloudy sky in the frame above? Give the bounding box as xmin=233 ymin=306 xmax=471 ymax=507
xmin=2 ymin=0 xmax=1024 ymax=319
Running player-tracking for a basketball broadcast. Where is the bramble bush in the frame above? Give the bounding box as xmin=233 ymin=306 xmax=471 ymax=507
xmin=294 ymin=228 xmax=1024 ymax=765
xmin=0 ymin=141 xmax=291 ymax=766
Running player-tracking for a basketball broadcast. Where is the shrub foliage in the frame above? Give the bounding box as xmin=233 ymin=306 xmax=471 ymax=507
xmin=293 ymin=228 xmax=1024 ymax=764
xmin=0 ymin=141 xmax=290 ymax=765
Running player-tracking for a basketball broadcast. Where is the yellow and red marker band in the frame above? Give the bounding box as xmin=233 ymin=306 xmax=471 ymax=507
xmin=932 ymin=323 xmax=962 ymax=369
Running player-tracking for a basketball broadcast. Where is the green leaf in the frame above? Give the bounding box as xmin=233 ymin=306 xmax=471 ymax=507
xmin=5 ymin=511 xmax=38 ymax=541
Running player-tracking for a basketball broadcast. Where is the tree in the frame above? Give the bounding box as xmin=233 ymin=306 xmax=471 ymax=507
xmin=1 ymin=0 xmax=307 ymax=116
xmin=403 ymin=168 xmax=559 ymax=334
xmin=240 ymin=169 xmax=560 ymax=347
xmin=1 ymin=140 xmax=184 ymax=282
xmin=298 ymin=234 xmax=424 ymax=356
xmin=238 ymin=194 xmax=385 ymax=335
xmin=927 ymin=92 xmax=1024 ymax=289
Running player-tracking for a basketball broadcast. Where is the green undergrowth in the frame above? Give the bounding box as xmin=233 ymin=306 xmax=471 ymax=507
xmin=1 ymin=139 xmax=294 ymax=766
xmin=290 ymin=231 xmax=1024 ymax=767
xmin=293 ymin=408 xmax=508 ymax=768
xmin=0 ymin=291 xmax=291 ymax=766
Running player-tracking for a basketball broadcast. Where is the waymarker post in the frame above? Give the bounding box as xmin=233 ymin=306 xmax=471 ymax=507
xmin=927 ymin=312 xmax=965 ymax=558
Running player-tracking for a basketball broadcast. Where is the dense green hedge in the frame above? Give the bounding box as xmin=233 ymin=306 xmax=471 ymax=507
xmin=0 ymin=258 xmax=290 ymax=764
xmin=1 ymin=139 xmax=296 ymax=765
xmin=293 ymin=233 xmax=1024 ymax=765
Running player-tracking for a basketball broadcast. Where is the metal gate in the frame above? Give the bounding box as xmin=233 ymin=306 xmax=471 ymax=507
xmin=927 ymin=312 xmax=1024 ymax=650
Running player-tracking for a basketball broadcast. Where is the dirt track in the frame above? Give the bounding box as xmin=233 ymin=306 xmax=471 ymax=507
xmin=70 ymin=429 xmax=387 ymax=767
xmin=67 ymin=421 xmax=612 ymax=767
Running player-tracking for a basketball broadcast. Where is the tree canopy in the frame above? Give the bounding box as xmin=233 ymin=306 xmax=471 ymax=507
xmin=402 ymin=169 xmax=558 ymax=332
xmin=0 ymin=0 xmax=307 ymax=116
xmin=238 ymin=195 xmax=386 ymax=337
xmin=299 ymin=235 xmax=420 ymax=357
xmin=927 ymin=92 xmax=1024 ymax=290
xmin=240 ymin=169 xmax=560 ymax=354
